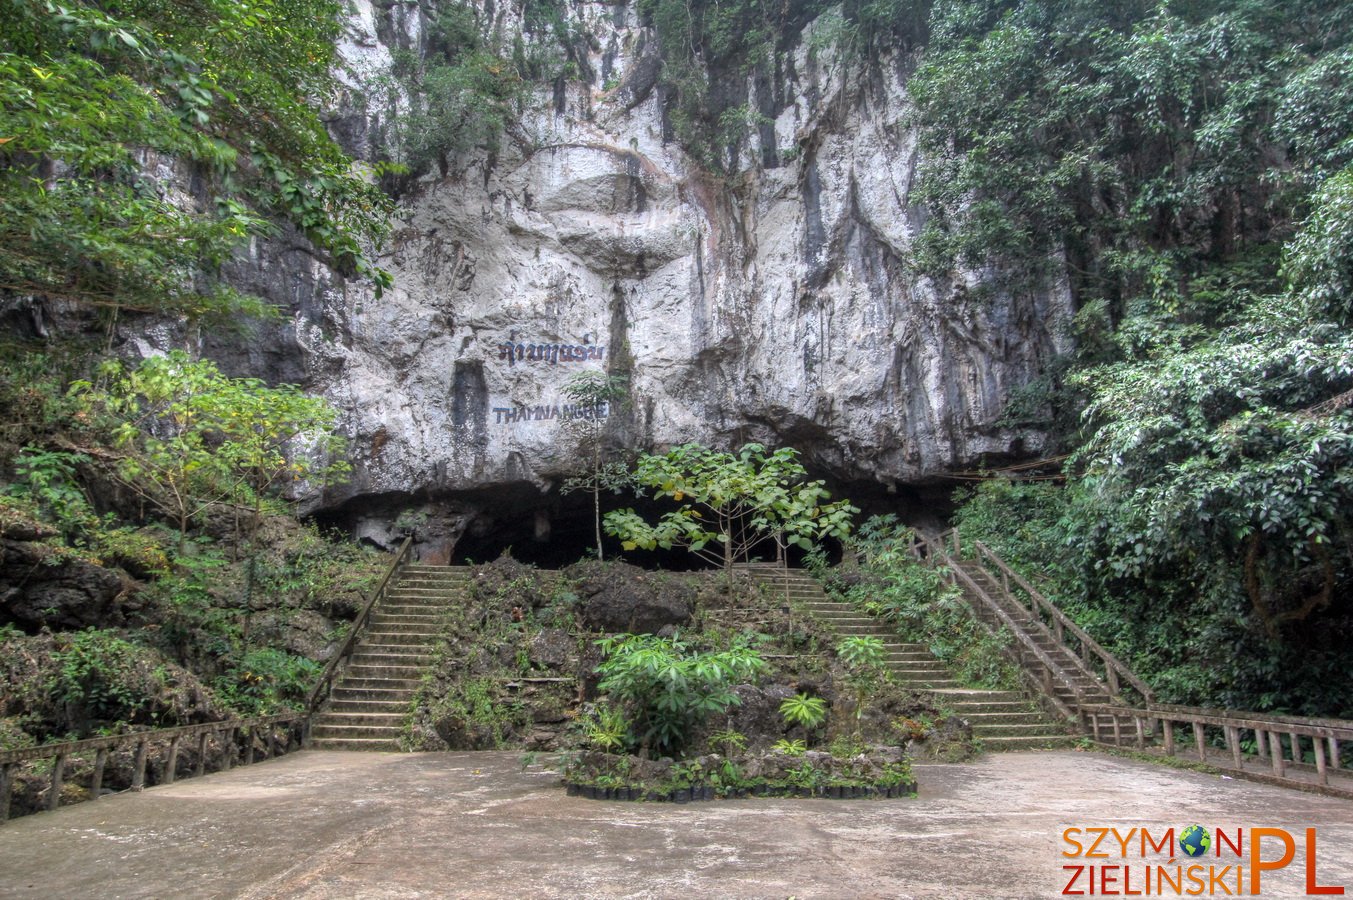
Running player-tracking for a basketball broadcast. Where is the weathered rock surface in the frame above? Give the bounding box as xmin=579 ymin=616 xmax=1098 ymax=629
xmin=145 ymin=1 xmax=1073 ymax=552
xmin=573 ymin=560 xmax=693 ymax=634
xmin=0 ymin=539 xmax=131 ymax=631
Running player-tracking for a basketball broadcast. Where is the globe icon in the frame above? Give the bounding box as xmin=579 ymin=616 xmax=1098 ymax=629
xmin=1180 ymin=825 xmax=1211 ymax=858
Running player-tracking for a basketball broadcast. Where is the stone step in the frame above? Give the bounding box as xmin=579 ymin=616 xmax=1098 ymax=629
xmin=338 ymin=676 xmax=423 ymax=691
xmin=330 ymin=686 xmax=418 ymax=703
xmin=310 ymin=723 xmax=403 ymax=740
xmin=931 ymin=689 xmax=1032 ymax=703
xmin=351 ymin=652 xmax=435 ymax=665
xmin=368 ymin=614 xmax=446 ymax=627
xmin=360 ymin=631 xmax=441 ymax=646
xmin=348 ymin=654 xmax=433 ymax=669
xmin=309 ymin=737 xmax=402 ymax=752
xmin=887 ymin=663 xmax=950 ymax=672
xmin=313 ymin=711 xmax=407 ymax=728
xmin=377 ymin=603 xmax=448 ymax=614
xmin=346 ymin=666 xmax=428 ymax=684
xmin=956 ymin=711 xmax=1053 ymax=726
xmin=969 ymin=721 xmax=1072 ymax=738
xmin=980 ymin=734 xmax=1080 ymax=751
xmin=387 ymin=584 xmax=469 ymax=592
xmin=328 ymin=698 xmax=414 ymax=714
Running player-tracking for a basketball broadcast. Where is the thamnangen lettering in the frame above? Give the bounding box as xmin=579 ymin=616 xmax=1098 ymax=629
xmin=492 ymin=402 xmax=610 ymax=425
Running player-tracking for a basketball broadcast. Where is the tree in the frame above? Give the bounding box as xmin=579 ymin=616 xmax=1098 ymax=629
xmin=73 ymin=351 xmax=349 ymax=549
xmin=1069 ymin=168 xmax=1353 ymax=638
xmin=0 ymin=0 xmax=392 ymax=319
xmin=604 ymin=443 xmax=857 ymax=569
xmin=558 ymin=370 xmax=630 ymax=560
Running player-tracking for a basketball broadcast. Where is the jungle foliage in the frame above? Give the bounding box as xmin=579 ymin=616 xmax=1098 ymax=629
xmin=912 ymin=1 xmax=1353 ymax=717
xmin=604 ymin=443 xmax=857 ymax=569
xmin=0 ymin=0 xmax=393 ymax=319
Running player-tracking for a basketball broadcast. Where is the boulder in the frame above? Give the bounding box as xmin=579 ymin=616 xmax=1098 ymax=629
xmin=0 ymin=539 xmax=131 ymax=630
xmin=571 ymin=560 xmax=694 ymax=635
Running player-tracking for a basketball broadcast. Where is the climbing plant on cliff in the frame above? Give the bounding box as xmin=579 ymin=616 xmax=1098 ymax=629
xmin=0 ymin=0 xmax=392 ymax=318
xmin=604 ymin=443 xmax=856 ymax=569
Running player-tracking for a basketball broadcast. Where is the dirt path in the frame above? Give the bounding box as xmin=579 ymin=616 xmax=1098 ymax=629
xmin=0 ymin=749 xmax=1349 ymax=899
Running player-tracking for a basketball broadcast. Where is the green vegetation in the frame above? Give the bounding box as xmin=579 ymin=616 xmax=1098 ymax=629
xmin=636 ymin=0 xmax=923 ymax=168
xmin=779 ymin=693 xmax=827 ymax=730
xmin=604 ymin=443 xmax=856 ymax=569
xmin=0 ymin=0 xmax=392 ymax=318
xmin=0 ymin=343 xmax=383 ymax=746
xmin=381 ymin=2 xmax=528 ymax=180
xmin=832 ymin=516 xmax=1021 ymax=691
xmin=595 ymin=632 xmax=767 ymax=755
xmin=71 ymin=352 xmax=349 ymax=546
xmin=897 ymin=1 xmax=1353 ymax=718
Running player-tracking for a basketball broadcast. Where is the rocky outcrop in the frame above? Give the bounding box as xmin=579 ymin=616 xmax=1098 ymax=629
xmin=167 ymin=1 xmax=1074 ymax=552
xmin=0 ymin=539 xmax=133 ymax=631
xmin=573 ymin=559 xmax=694 ymax=634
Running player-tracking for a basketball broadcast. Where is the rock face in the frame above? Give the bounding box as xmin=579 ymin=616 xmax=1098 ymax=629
xmin=0 ymin=539 xmax=131 ymax=631
xmin=573 ymin=560 xmax=694 ymax=635
xmin=203 ymin=1 xmax=1073 ymax=552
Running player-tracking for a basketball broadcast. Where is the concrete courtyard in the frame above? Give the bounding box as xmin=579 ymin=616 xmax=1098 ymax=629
xmin=0 ymin=749 xmax=1349 ymax=899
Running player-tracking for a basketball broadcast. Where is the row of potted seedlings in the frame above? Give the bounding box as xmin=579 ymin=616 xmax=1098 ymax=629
xmin=565 ymin=780 xmax=918 ymax=801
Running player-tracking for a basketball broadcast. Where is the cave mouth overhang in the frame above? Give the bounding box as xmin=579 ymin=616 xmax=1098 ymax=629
xmin=308 ymin=469 xmax=960 ymax=570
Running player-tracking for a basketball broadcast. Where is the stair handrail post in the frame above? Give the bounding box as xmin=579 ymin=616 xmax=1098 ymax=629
xmin=969 ymin=538 xmax=1155 ymax=705
xmin=307 ymin=535 xmax=415 ymax=713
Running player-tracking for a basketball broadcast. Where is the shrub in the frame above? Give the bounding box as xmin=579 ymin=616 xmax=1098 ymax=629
xmin=779 ymin=693 xmax=827 ymax=730
xmin=594 ymin=633 xmax=767 ymax=756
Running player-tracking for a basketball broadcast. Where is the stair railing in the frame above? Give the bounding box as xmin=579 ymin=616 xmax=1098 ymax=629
xmin=942 ymin=557 xmax=1085 ymax=720
xmin=969 ymin=539 xmax=1154 ymax=705
xmin=1078 ymin=700 xmax=1353 ymax=797
xmin=307 ymin=535 xmax=414 ymax=713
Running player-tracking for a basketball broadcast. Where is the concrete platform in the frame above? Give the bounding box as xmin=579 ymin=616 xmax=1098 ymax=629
xmin=0 ymin=750 xmax=1349 ymax=899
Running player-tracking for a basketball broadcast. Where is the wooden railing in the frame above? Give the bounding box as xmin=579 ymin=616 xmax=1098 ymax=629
xmin=0 ymin=713 xmax=307 ymax=822
xmin=909 ymin=531 xmax=1084 ymax=720
xmin=969 ymin=538 xmax=1153 ymax=705
xmin=914 ymin=526 xmax=1353 ymax=796
xmin=1080 ymin=701 xmax=1353 ymax=796
xmin=306 ymin=535 xmax=414 ymax=713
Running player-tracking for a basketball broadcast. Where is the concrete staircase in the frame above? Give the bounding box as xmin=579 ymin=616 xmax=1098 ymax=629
xmin=741 ymin=565 xmax=1074 ymax=750
xmin=952 ymin=560 xmax=1115 ymax=714
xmin=310 ymin=565 xmax=470 ymax=750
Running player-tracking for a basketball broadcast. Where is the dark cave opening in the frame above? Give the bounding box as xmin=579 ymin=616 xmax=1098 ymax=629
xmin=317 ymin=473 xmax=957 ymax=571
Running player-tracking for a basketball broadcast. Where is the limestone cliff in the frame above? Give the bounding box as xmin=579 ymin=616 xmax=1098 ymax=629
xmin=208 ymin=0 xmax=1073 ymax=556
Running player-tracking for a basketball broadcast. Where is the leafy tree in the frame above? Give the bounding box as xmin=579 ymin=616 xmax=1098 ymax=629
xmin=1069 ymin=167 xmax=1353 ymax=642
xmin=558 ymin=370 xmax=630 ymax=560
xmin=0 ymin=0 xmax=392 ymax=318
xmin=72 ymin=351 xmax=349 ymax=548
xmin=909 ymin=0 xmax=1353 ymax=315
xmin=605 ymin=443 xmax=856 ymax=569
xmin=594 ymin=632 xmax=767 ymax=755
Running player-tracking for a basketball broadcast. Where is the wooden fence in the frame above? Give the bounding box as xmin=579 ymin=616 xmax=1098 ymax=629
xmin=0 ymin=713 xmax=308 ymax=822
xmin=1080 ymin=702 xmax=1353 ymax=795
